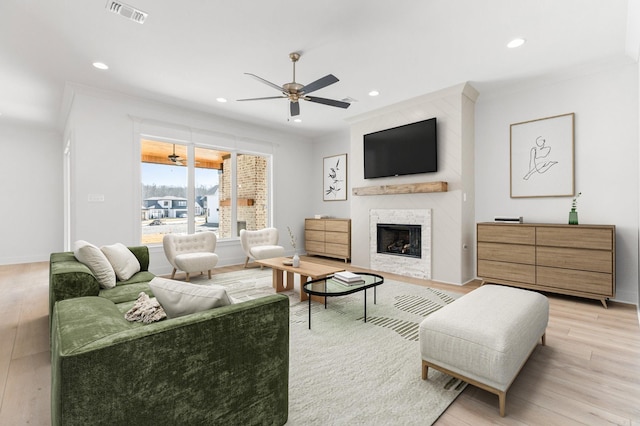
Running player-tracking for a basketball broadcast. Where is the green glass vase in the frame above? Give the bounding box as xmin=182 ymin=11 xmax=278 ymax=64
xmin=568 ymin=209 xmax=578 ymax=225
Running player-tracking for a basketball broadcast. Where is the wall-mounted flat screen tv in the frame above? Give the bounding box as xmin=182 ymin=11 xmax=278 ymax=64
xmin=363 ymin=117 xmax=437 ymax=179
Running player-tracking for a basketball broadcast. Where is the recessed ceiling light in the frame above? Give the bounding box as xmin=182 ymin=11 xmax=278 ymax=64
xmin=293 ymin=118 xmax=302 ymax=123
xmin=216 ymin=97 xmax=227 ymax=103
xmin=92 ymin=62 xmax=109 ymax=70
xmin=368 ymin=90 xmax=380 ymax=97
xmin=507 ymin=38 xmax=526 ymax=49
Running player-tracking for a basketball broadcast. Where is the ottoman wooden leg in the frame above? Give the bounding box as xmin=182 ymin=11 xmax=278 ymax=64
xmin=421 ymin=360 xmax=429 ymax=380
xmin=498 ymin=392 xmax=506 ymax=417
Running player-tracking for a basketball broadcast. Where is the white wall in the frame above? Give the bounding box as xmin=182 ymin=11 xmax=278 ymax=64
xmin=310 ymin=129 xmax=351 ymax=220
xmin=475 ymin=63 xmax=639 ymax=304
xmin=64 ymin=85 xmax=314 ymax=275
xmin=347 ymin=83 xmax=477 ymax=285
xmin=0 ymin=122 xmax=62 ymax=264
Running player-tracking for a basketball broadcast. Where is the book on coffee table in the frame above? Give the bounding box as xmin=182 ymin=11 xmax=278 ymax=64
xmin=334 ymin=271 xmax=365 ymax=285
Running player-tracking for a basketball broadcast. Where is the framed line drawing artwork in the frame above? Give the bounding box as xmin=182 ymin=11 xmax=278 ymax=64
xmin=323 ymin=153 xmax=347 ymax=201
xmin=510 ymin=113 xmax=575 ymax=198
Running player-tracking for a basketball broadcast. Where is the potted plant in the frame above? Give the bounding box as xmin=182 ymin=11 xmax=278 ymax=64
xmin=287 ymin=226 xmax=300 ymax=267
xmin=569 ymin=192 xmax=581 ymax=225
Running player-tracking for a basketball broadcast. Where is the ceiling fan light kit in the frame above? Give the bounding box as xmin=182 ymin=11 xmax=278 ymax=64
xmin=238 ymin=52 xmax=350 ymax=117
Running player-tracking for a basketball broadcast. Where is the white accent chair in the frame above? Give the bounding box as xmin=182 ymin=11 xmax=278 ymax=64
xmin=239 ymin=228 xmax=285 ymax=268
xmin=163 ymin=232 xmax=219 ymax=281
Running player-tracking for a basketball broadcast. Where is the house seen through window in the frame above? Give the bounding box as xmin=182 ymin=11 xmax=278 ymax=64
xmin=140 ymin=139 xmax=269 ymax=245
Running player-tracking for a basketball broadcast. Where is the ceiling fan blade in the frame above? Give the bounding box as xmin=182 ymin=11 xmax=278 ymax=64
xmin=244 ymin=73 xmax=284 ymax=92
xmin=237 ymin=96 xmax=287 ymax=101
xmin=302 ymin=74 xmax=339 ymax=95
xmin=290 ymin=101 xmax=300 ymax=116
xmin=305 ymin=96 xmax=351 ymax=109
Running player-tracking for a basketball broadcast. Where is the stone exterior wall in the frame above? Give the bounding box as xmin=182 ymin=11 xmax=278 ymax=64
xmin=219 ymin=154 xmax=268 ymax=238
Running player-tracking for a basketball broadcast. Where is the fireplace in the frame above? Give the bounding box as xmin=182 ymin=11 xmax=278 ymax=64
xmin=370 ymin=209 xmax=431 ymax=280
xmin=376 ymin=224 xmax=422 ymax=258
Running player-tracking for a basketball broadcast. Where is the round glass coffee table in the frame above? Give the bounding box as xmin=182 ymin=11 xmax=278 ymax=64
xmin=302 ymin=273 xmax=384 ymax=329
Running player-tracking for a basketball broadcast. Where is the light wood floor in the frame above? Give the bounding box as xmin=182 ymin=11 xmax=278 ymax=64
xmin=1 ymin=257 xmax=639 ymax=425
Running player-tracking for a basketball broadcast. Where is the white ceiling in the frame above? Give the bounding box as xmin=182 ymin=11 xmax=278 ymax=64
xmin=0 ymin=0 xmax=634 ymax=138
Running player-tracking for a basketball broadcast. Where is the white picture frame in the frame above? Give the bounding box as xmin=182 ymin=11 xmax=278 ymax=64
xmin=323 ymin=153 xmax=347 ymax=201
xmin=510 ymin=113 xmax=575 ymax=198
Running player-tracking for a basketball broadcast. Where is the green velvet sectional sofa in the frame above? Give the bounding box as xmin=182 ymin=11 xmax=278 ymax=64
xmin=49 ymin=246 xmax=289 ymax=426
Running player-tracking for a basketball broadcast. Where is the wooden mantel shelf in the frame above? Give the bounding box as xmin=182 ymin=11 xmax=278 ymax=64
xmin=352 ymin=181 xmax=448 ymax=196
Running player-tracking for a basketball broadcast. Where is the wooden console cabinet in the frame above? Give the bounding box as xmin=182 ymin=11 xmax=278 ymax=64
xmin=477 ymin=223 xmax=616 ymax=308
xmin=305 ymin=218 xmax=351 ymax=262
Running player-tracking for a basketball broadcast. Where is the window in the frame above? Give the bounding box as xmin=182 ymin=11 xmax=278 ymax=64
xmin=193 ymin=146 xmax=224 ymax=235
xmin=140 ymin=139 xmax=269 ymax=245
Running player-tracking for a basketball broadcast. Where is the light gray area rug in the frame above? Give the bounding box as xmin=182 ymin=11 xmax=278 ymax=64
xmin=190 ymin=268 xmax=467 ymax=425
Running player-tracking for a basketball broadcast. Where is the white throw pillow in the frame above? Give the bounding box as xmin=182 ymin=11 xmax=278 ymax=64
xmin=101 ymin=243 xmax=141 ymax=281
xmin=74 ymin=240 xmax=116 ymax=289
xmin=149 ymin=277 xmax=233 ymax=319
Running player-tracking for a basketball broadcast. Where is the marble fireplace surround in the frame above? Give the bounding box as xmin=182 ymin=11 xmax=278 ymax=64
xmin=369 ymin=209 xmax=432 ymax=280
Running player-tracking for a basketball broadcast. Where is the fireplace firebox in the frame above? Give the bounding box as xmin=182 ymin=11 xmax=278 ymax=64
xmin=376 ymin=223 xmax=422 ymax=258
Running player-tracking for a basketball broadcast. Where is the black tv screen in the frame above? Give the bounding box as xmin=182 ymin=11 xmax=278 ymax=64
xmin=363 ymin=117 xmax=437 ymax=179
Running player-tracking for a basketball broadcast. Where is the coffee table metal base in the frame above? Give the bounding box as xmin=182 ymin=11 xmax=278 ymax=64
xmin=308 ymin=286 xmax=377 ymax=330
xmin=303 ymin=273 xmax=384 ymax=330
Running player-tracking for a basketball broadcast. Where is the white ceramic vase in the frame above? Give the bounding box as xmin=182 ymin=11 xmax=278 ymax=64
xmin=292 ymin=252 xmax=300 ymax=267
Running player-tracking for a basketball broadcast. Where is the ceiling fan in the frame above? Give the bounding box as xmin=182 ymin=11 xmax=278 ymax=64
xmin=168 ymin=144 xmax=184 ymax=165
xmin=237 ymin=52 xmax=351 ymax=117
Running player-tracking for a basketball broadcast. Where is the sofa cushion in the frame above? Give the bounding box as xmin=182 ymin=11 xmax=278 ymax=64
xmin=119 ymin=270 xmax=156 ymax=285
xmin=99 ymin=281 xmax=153 ymax=304
xmin=73 ymin=240 xmax=116 ymax=289
xmin=101 ymin=243 xmax=141 ymax=281
xmin=149 ymin=277 xmax=232 ymax=319
xmin=53 ymin=296 xmax=132 ymax=354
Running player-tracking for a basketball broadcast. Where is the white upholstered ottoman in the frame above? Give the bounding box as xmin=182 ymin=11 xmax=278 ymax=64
xmin=419 ymin=284 xmax=549 ymax=416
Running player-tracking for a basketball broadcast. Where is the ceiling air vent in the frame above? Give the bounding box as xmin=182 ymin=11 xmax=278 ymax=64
xmin=106 ymin=1 xmax=148 ymax=24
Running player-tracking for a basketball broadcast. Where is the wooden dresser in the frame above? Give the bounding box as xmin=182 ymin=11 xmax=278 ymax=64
xmin=304 ymin=218 xmax=351 ymax=262
xmin=477 ymin=222 xmax=616 ymax=308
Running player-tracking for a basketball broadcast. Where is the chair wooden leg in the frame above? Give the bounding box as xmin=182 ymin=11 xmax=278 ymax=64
xmin=244 ymin=257 xmax=250 ymax=268
xmin=185 ymin=273 xmax=190 ymax=282
xmin=170 ymin=268 xmax=176 ymax=279
xmin=208 ymin=270 xmax=212 ymax=279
